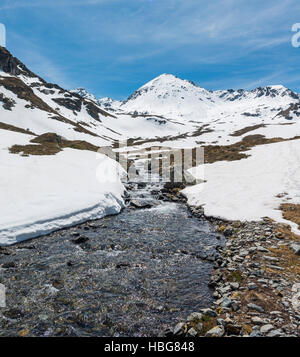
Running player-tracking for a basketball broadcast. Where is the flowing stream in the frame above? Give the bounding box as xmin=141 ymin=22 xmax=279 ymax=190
xmin=0 ymin=160 xmax=224 ymax=337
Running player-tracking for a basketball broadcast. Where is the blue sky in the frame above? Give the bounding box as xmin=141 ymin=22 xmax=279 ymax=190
xmin=0 ymin=0 xmax=300 ymax=99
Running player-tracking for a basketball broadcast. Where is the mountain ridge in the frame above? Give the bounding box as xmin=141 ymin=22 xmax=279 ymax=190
xmin=71 ymin=73 xmax=299 ymax=122
xmin=72 ymin=73 xmax=299 ymax=108
xmin=1 ymin=46 xmax=300 ymax=150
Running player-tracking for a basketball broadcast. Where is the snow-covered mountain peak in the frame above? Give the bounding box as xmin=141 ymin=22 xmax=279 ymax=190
xmin=121 ymin=73 xmax=213 ymax=119
xmin=250 ymin=85 xmax=298 ymax=99
xmin=97 ymin=97 xmax=122 ymax=111
xmin=139 ymin=73 xmax=199 ymax=91
xmin=215 ymin=85 xmax=298 ymax=103
xmin=269 ymin=84 xmax=286 ymax=90
xmin=70 ymin=89 xmax=122 ymax=112
xmin=71 ymin=87 xmax=97 ymax=102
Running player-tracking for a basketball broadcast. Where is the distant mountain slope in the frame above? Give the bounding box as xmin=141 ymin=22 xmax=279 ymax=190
xmin=1 ymin=46 xmax=300 ymax=149
xmin=0 ymin=47 xmax=125 ymax=245
xmin=97 ymin=97 xmax=123 ymax=112
xmin=69 ymin=73 xmax=300 ymax=147
xmin=121 ymin=73 xmax=299 ymax=120
xmin=0 ymin=47 xmax=120 ymax=147
xmin=71 ymin=88 xmax=123 ymax=112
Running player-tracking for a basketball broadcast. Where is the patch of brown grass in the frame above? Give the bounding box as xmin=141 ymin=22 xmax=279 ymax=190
xmin=9 ymin=132 xmax=99 ymax=156
xmin=201 ymin=135 xmax=300 ymax=164
xmin=242 ymin=290 xmax=282 ymax=314
xmin=275 ymin=223 xmax=300 ymax=242
xmin=268 ymin=245 xmax=300 ymax=277
xmin=227 ymin=270 xmax=244 ymax=283
xmin=193 ymin=315 xmax=218 ymax=336
xmin=281 ymin=204 xmax=300 ymax=231
xmin=230 ymin=124 xmax=266 ymax=137
xmin=9 ymin=144 xmax=60 ymax=156
xmin=242 ymin=324 xmax=253 ymax=334
xmin=0 ymin=122 xmax=36 ymax=136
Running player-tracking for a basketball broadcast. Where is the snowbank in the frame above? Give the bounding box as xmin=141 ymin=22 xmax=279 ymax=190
xmin=183 ymin=139 xmax=300 ymax=234
xmin=0 ymin=131 xmax=125 ymax=245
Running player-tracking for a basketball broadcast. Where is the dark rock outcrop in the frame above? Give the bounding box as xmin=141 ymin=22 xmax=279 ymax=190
xmin=0 ymin=46 xmax=38 ymax=78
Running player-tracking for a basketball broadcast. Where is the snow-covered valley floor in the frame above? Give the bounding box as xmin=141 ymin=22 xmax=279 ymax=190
xmin=0 ymin=130 xmax=125 ymax=246
xmin=183 ymin=139 xmax=300 ymax=234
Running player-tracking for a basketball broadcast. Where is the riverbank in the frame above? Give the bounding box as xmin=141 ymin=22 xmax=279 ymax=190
xmin=1 ymin=179 xmax=299 ymax=337
xmin=167 ymin=198 xmax=300 ymax=337
xmin=0 ymin=182 xmax=223 ymax=337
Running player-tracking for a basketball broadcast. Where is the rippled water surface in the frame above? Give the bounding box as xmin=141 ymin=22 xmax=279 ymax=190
xmin=0 ymin=184 xmax=223 ymax=336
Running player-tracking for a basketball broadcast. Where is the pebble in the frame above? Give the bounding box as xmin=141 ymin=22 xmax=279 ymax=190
xmin=221 ymin=297 xmax=232 ymax=308
xmin=266 ymin=330 xmax=283 ymax=337
xmin=250 ymin=331 xmax=263 ymax=337
xmin=187 ymin=328 xmax=198 ymax=337
xmin=290 ymin=244 xmax=300 ymax=256
xmin=200 ymin=308 xmax=217 ymax=317
xmin=197 ymin=323 xmax=203 ymax=332
xmin=247 ymin=303 xmax=265 ymax=313
xmin=256 ymin=246 xmax=269 ymax=253
xmin=205 ymin=326 xmax=224 ymax=337
xmin=260 ymin=324 xmax=274 ymax=334
xmin=173 ymin=323 xmax=185 ymax=336
xmin=264 ymin=256 xmax=279 ymax=262
xmin=187 ymin=312 xmax=202 ymax=322
xmin=230 ymin=282 xmax=239 ymax=290
xmin=248 ymin=283 xmax=257 ymax=290
xmin=251 ymin=317 xmax=268 ymax=325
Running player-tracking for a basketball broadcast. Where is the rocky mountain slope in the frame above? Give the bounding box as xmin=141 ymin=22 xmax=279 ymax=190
xmin=71 ymin=88 xmax=122 ymax=113
xmin=0 ymin=47 xmax=124 ymax=148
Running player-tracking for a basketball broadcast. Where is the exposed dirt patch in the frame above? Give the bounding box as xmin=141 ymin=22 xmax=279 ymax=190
xmin=241 ymin=290 xmax=283 ymax=314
